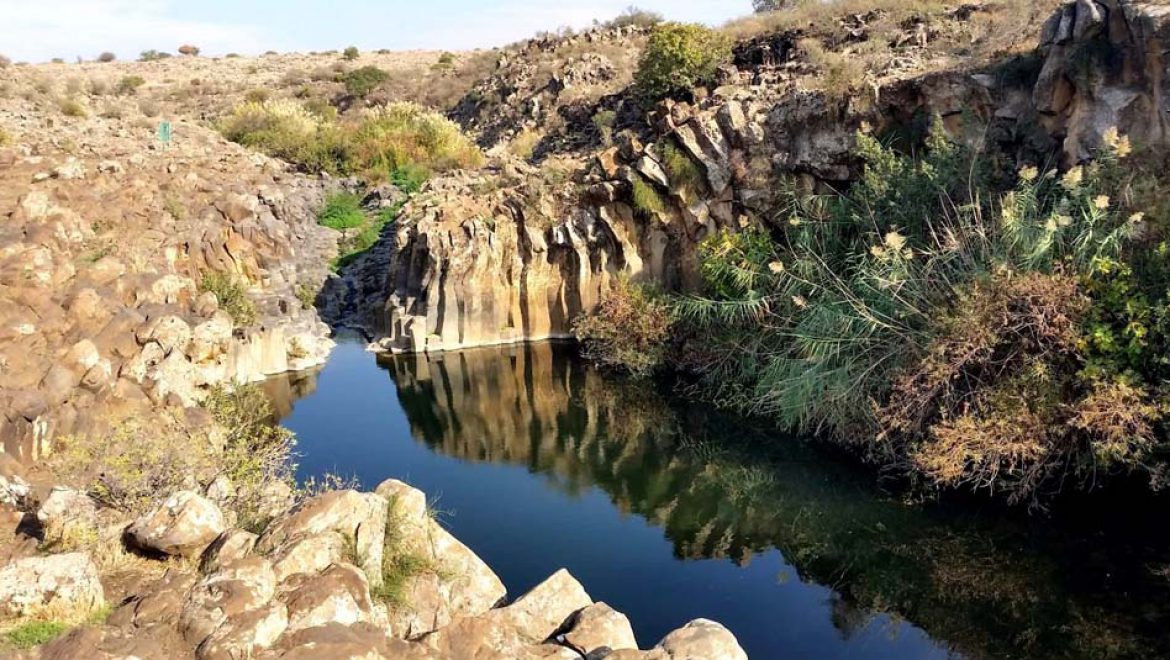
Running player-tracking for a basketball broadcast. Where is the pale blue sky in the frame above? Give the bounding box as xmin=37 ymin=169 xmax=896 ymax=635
xmin=0 ymin=0 xmax=750 ymax=63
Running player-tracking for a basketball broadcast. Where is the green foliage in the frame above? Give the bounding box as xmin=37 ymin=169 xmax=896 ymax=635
xmin=116 ymin=75 xmax=145 ymax=95
xmin=220 ymin=100 xmax=481 ymax=181
xmin=631 ymin=176 xmax=666 ymax=216
xmin=662 ymin=141 xmax=705 ymax=194
xmin=200 ymin=271 xmax=257 ymax=326
xmin=139 ymin=50 xmax=172 ymax=61
xmin=244 ymin=87 xmax=270 ymax=103
xmin=605 ymin=6 xmax=664 ymax=29
xmin=635 ymin=22 xmax=731 ymax=103
xmin=343 ymin=65 xmax=390 ymax=97
xmin=318 ymin=192 xmax=366 ymax=230
xmin=4 ymin=621 xmax=68 ymax=648
xmin=593 ymin=110 xmax=617 ymax=146
xmin=675 ymin=125 xmax=1158 ymax=502
xmin=574 ymin=277 xmax=676 ymax=377
xmin=343 ymin=46 xmax=360 ymax=61
xmin=58 ymin=97 xmax=87 ymax=117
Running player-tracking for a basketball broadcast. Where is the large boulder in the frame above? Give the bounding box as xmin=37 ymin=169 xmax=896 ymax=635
xmin=418 ymin=569 xmax=593 ymax=658
xmin=37 ymin=487 xmax=98 ymax=545
xmin=126 ymin=491 xmax=226 ymax=557
xmin=607 ymin=619 xmax=748 ymax=660
xmin=257 ymin=490 xmax=387 ymax=587
xmin=0 ymin=552 xmax=104 ymax=617
xmin=180 ymin=557 xmax=279 ymax=649
xmin=375 ymin=479 xmax=506 ymax=638
xmin=560 ymin=602 xmax=639 ymax=659
xmin=278 ymin=563 xmax=381 ymax=635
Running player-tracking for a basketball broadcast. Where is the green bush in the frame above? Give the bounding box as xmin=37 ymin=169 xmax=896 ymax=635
xmin=139 ymin=50 xmax=171 ymax=61
xmin=116 ymin=75 xmax=145 ymax=95
xmin=662 ymin=141 xmax=705 ymax=194
xmin=574 ymin=277 xmax=676 ymax=377
xmin=200 ymin=271 xmax=257 ymax=326
xmin=635 ymin=22 xmax=731 ymax=103
xmin=675 ymin=127 xmax=1157 ymax=503
xmin=349 ymin=102 xmax=483 ymax=179
xmin=244 ymin=88 xmax=271 ymax=103
xmin=97 ymin=51 xmax=116 ymax=63
xmin=343 ymin=46 xmax=360 ymax=61
xmin=632 ymin=176 xmax=666 ymax=215
xmin=59 ymin=97 xmax=87 ymax=117
xmin=343 ymin=65 xmax=389 ymax=97
xmin=318 ymin=192 xmax=366 ymax=230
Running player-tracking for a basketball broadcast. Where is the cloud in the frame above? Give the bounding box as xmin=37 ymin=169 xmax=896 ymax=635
xmin=0 ymin=0 xmax=272 ymax=62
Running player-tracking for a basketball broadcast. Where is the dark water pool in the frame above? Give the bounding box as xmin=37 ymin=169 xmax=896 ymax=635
xmin=265 ymin=338 xmax=1170 ymax=660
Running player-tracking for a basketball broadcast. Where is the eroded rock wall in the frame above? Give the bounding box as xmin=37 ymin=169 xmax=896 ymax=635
xmin=357 ymin=0 xmax=1170 ymax=354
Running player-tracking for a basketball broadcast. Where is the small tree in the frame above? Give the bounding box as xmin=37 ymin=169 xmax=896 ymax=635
xmin=116 ymin=75 xmax=146 ymax=95
xmin=139 ymin=50 xmax=172 ymax=61
xmin=97 ymin=52 xmax=116 ymax=63
xmin=343 ymin=65 xmax=389 ymax=97
xmin=634 ymin=22 xmax=731 ymax=103
xmin=178 ymin=44 xmax=201 ymax=56
xmin=343 ymin=46 xmax=360 ymax=61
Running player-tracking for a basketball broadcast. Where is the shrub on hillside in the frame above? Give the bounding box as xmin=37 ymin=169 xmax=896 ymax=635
xmin=343 ymin=65 xmax=390 ymax=97
xmin=58 ymin=97 xmax=87 ymax=117
xmin=635 ymin=22 xmax=731 ymax=103
xmin=605 ymin=6 xmax=664 ymax=29
xmin=343 ymin=46 xmax=360 ymax=61
xmin=97 ymin=51 xmax=116 ymax=63
xmin=178 ymin=44 xmax=201 ymax=56
xmin=348 ymin=102 xmax=483 ymax=178
xmin=574 ymin=277 xmax=675 ymax=377
xmin=200 ymin=271 xmax=257 ymax=326
xmin=220 ymin=99 xmax=350 ymax=173
xmin=116 ymin=75 xmax=146 ymax=95
xmin=0 ymin=127 xmax=10 ymax=146
xmin=139 ymin=50 xmax=171 ymax=61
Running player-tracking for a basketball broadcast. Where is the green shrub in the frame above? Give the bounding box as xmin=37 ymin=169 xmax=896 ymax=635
xmin=318 ymin=192 xmax=366 ymax=230
xmin=225 ymin=52 xmax=241 ymax=58
xmin=97 ymin=51 xmax=116 ymax=63
xmin=4 ymin=621 xmax=68 ymax=649
xmin=349 ymin=102 xmax=483 ymax=179
xmin=662 ymin=141 xmax=705 ymax=194
xmin=676 ymin=127 xmax=1155 ymax=503
xmin=0 ymin=127 xmax=10 ymax=146
xmin=343 ymin=65 xmax=389 ymax=97
xmin=200 ymin=271 xmax=257 ymax=326
xmin=220 ymin=99 xmax=351 ymax=174
xmin=635 ymin=22 xmax=731 ymax=103
xmin=605 ymin=6 xmax=664 ymax=29
xmin=631 ymin=176 xmax=666 ymax=215
xmin=139 ymin=50 xmax=171 ymax=61
xmin=116 ymin=75 xmax=146 ymax=95
xmin=343 ymin=46 xmax=360 ymax=61
xmin=574 ymin=277 xmax=676 ymax=377
xmin=593 ymin=110 xmax=617 ymax=146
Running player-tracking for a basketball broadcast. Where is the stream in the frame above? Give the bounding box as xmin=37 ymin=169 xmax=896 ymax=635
xmin=263 ymin=338 xmax=1170 ymax=659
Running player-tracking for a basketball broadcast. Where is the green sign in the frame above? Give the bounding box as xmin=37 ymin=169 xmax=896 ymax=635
xmin=157 ymin=120 xmax=172 ymax=144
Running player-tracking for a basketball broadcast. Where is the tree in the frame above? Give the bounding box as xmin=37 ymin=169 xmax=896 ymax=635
xmin=634 ymin=22 xmax=731 ymax=103
xmin=343 ymin=46 xmax=360 ymax=61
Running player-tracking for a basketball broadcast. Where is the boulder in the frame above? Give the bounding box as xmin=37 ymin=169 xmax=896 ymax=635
xmin=37 ymin=487 xmax=98 ymax=544
xmin=200 ymin=528 xmax=258 ymax=574
xmin=180 ymin=557 xmax=278 ymax=648
xmin=561 ymin=602 xmax=639 ymax=659
xmin=126 ymin=491 xmax=226 ymax=557
xmin=108 ymin=569 xmax=198 ymax=629
xmin=197 ymin=601 xmax=288 ymax=659
xmin=278 ymin=563 xmax=381 ymax=635
xmin=375 ymin=479 xmax=506 ymax=637
xmin=0 ymin=552 xmax=104 ymax=617
xmin=607 ymin=619 xmax=748 ymax=660
xmin=257 ymin=490 xmax=387 ymax=588
xmin=419 ymin=569 xmax=592 ymax=658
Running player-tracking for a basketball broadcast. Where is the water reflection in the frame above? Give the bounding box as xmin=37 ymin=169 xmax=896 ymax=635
xmin=270 ymin=341 xmax=1170 ymax=660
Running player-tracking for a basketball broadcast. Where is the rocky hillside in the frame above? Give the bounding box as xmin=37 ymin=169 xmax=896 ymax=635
xmin=348 ymin=0 xmax=1168 ymax=354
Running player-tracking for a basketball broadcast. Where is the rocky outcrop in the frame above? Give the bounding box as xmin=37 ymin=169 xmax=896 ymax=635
xmin=0 ymin=481 xmax=749 ymax=659
xmin=126 ymin=491 xmax=227 ymax=557
xmin=349 ymin=0 xmax=1170 ymax=355
xmin=0 ymin=117 xmax=338 ymax=464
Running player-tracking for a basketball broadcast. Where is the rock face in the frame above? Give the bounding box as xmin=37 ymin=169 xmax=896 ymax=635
xmin=127 ymin=491 xmax=227 ymax=557
xmin=0 ymin=116 xmax=338 ymax=464
xmin=0 ymin=552 xmax=104 ymax=617
xmin=1033 ymin=0 xmax=1170 ymax=163
xmin=344 ymin=0 xmax=1170 ymax=355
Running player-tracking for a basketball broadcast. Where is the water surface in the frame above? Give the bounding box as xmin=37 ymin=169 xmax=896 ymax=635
xmin=266 ymin=338 xmax=1170 ymax=659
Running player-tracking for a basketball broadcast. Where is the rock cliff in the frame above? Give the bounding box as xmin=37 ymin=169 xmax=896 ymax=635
xmin=348 ymin=0 xmax=1170 ymax=355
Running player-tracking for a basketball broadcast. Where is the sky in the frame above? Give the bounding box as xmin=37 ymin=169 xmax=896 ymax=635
xmin=0 ymin=0 xmax=750 ymax=63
